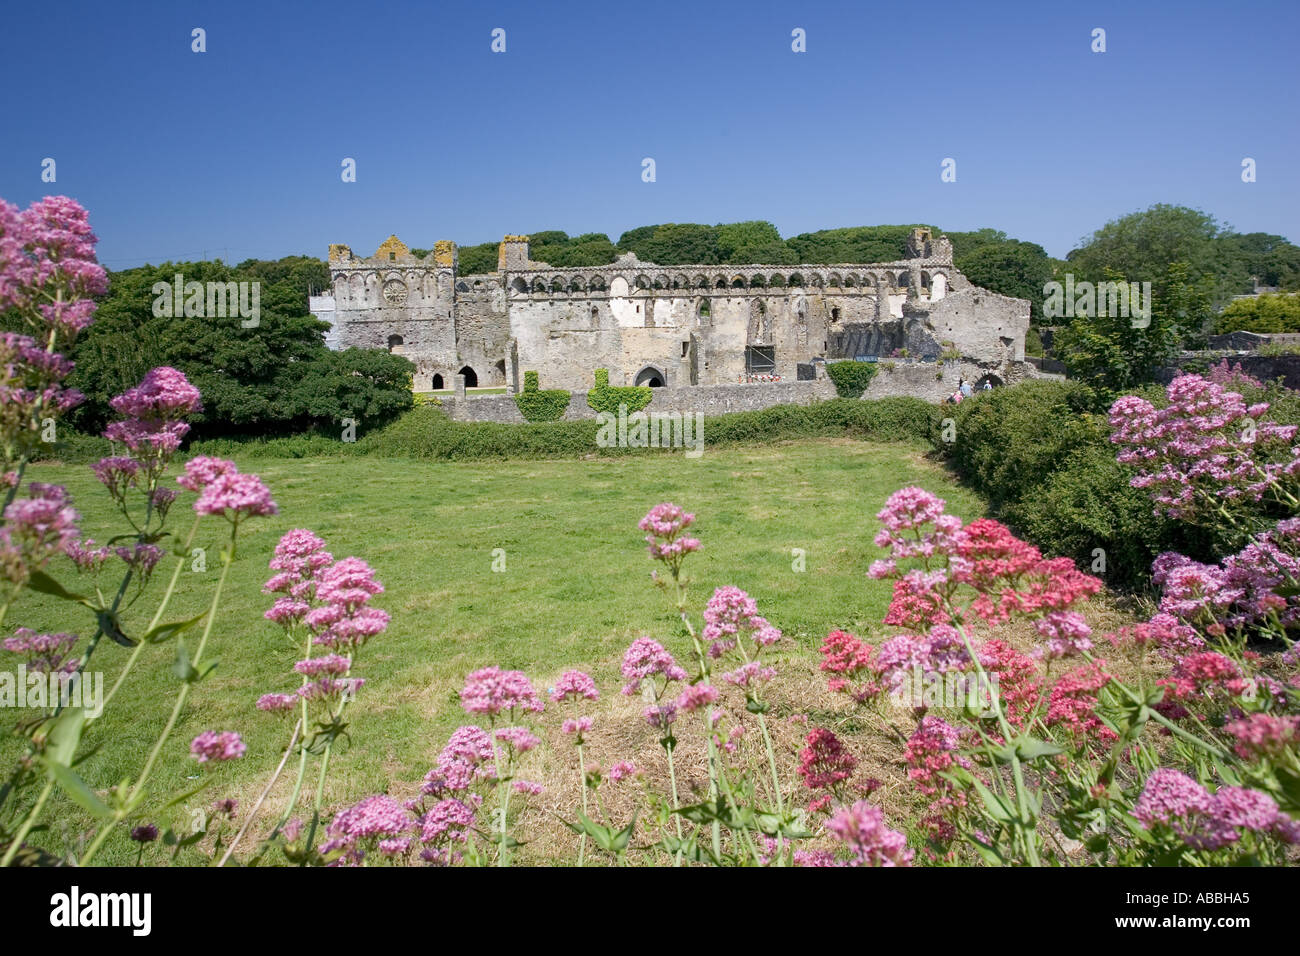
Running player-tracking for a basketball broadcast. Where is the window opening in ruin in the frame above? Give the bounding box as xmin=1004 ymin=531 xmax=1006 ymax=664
xmin=745 ymin=346 xmax=776 ymax=375
xmin=458 ymin=365 xmax=478 ymax=387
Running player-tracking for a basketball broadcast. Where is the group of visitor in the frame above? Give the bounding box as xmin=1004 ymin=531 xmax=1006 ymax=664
xmin=946 ymin=378 xmax=993 ymax=404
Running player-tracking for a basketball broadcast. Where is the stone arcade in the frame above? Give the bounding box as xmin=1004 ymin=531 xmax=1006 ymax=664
xmin=325 ymin=228 xmax=1032 ymax=395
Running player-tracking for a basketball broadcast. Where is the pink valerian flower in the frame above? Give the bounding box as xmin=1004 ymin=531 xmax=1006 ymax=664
xmin=102 ymin=368 xmax=203 ymax=474
xmin=904 ymin=716 xmax=971 ymax=796
xmin=194 ymin=471 xmax=277 ymax=521
xmin=302 ymin=556 xmax=389 ymax=649
xmin=0 ymin=197 xmax=108 ymax=315
xmin=701 ymin=586 xmax=782 ymax=658
xmin=1134 ymin=770 xmax=1297 ymax=850
xmin=419 ymin=798 xmax=476 ymax=844
xmin=883 ymin=570 xmax=952 ymax=629
xmin=825 ymin=801 xmax=914 ymax=867
xmin=550 ymin=669 xmax=599 ymax=703
xmin=1224 ymin=713 xmax=1300 ymax=761
xmin=1110 ymin=375 xmax=1299 ymax=520
xmin=114 ymin=542 xmax=162 ymax=584
xmin=256 ymin=692 xmax=297 ymax=713
xmin=1034 ymin=610 xmax=1093 ymax=660
xmin=798 ymin=728 xmax=858 ymax=792
xmin=211 ymin=798 xmax=238 ymax=819
xmin=460 ymin=667 xmax=544 ymax=717
xmin=644 ymin=703 xmax=678 ymax=732
xmin=263 ymin=530 xmax=333 ymax=621
xmin=265 ymin=597 xmax=310 ymax=626
xmin=1045 ymin=660 xmax=1118 ymax=746
xmin=513 ymin=780 xmax=544 ymax=796
xmin=872 ymin=487 xmax=964 ymax=563
xmin=620 ymin=637 xmax=687 ymax=695
xmin=639 ymin=503 xmax=701 ymax=568
xmin=64 ymin=537 xmax=112 ymax=573
xmin=190 ymin=731 xmax=246 ymax=763
xmin=296 ymin=677 xmax=364 ymax=704
xmin=1158 ymin=651 xmax=1245 ymax=705
xmin=494 ymin=726 xmax=540 ymax=753
xmin=3 ymin=628 xmax=78 ymax=674
xmin=424 ymin=726 xmax=498 ymax=795
xmin=91 ymin=456 xmax=139 ymax=502
xmin=176 ymin=456 xmax=238 ymax=493
xmin=676 ymin=682 xmax=720 ymax=713
xmin=721 ymin=661 xmax=776 ymax=689
xmin=321 ymin=795 xmax=412 ymax=865
xmin=315 ymin=557 xmax=384 ymax=611
xmin=819 ymin=630 xmax=882 ymax=703
xmin=562 ymin=716 xmax=594 ymax=736
xmin=294 ymin=654 xmax=352 ymax=678
xmin=0 ymin=484 xmax=81 ymax=585
xmin=608 ymin=760 xmax=637 ymax=782
xmin=979 ymin=639 xmax=1040 ymax=728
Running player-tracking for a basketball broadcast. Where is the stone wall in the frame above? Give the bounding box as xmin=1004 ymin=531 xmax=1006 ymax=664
xmin=862 ymin=359 xmax=1038 ymax=403
xmin=439 ymin=379 xmax=838 ymax=423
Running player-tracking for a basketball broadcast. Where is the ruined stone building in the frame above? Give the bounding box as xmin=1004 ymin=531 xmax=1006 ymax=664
xmin=323 ymin=228 xmax=1031 ymax=393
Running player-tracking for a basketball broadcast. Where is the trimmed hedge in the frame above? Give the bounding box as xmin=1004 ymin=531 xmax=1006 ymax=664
xmin=587 ymin=368 xmax=652 ymax=415
xmin=513 ymin=370 xmax=571 ymax=422
xmin=826 ymin=360 xmax=878 ymax=398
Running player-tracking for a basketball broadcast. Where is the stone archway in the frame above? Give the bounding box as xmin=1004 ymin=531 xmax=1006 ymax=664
xmin=458 ymin=365 xmax=478 ymax=388
xmin=431 ymin=373 xmax=444 ymax=390
xmin=634 ymin=366 xmax=666 ymax=388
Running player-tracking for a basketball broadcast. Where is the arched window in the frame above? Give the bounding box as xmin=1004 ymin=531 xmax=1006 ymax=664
xmin=431 ymin=373 xmax=444 ymax=390
xmin=458 ymin=366 xmax=478 ymax=388
xmin=634 ymin=366 xmax=666 ymax=388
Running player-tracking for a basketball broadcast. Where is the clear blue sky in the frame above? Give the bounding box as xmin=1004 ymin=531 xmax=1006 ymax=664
xmin=1 ymin=0 xmax=1295 ymax=268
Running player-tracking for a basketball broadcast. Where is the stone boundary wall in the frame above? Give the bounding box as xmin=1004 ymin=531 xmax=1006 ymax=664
xmin=1156 ymin=353 xmax=1300 ymax=391
xmin=439 ymin=379 xmax=838 ymax=423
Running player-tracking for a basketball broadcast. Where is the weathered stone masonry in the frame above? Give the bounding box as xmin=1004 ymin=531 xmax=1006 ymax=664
xmin=327 ymin=228 xmax=1033 ymax=397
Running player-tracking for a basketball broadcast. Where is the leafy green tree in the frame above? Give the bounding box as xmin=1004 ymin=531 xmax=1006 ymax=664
xmin=616 ymin=223 xmax=720 ymax=264
xmin=1215 ymin=293 xmax=1300 ymax=334
xmin=1055 ymin=263 xmax=1198 ymax=394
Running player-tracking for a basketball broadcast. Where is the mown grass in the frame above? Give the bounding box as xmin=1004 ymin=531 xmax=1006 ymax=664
xmin=4 ymin=437 xmax=987 ymax=864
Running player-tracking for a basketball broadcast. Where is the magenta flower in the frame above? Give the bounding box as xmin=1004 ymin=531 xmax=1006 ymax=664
xmin=194 ymin=471 xmax=278 ymax=520
xmin=620 ymin=637 xmax=687 ymax=695
xmin=256 ymin=692 xmax=298 ymax=713
xmin=460 ymin=666 xmax=544 ymax=717
xmin=826 ymin=801 xmax=913 ymax=867
xmin=550 ymin=669 xmax=599 ymax=703
xmin=494 ymin=726 xmax=540 ymax=753
xmin=190 ymin=730 xmax=246 ymax=763
xmin=562 ymin=716 xmax=594 ymax=736
xmin=3 ymin=628 xmax=78 ymax=674
xmin=676 ymin=683 xmax=720 ymax=713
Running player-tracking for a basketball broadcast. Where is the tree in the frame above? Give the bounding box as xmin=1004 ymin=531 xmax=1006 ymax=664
xmin=1055 ymin=263 xmax=1199 ymax=395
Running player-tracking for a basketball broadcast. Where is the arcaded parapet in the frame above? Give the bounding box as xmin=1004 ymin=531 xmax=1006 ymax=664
xmin=328 ymin=227 xmax=1032 ymax=395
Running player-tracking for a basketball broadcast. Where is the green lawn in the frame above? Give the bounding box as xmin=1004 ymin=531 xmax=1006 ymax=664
xmin=4 ymin=437 xmax=985 ymax=863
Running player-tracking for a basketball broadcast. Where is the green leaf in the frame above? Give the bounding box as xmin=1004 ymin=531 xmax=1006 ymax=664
xmin=143 ymin=611 xmax=208 ymax=645
xmin=26 ymin=570 xmax=90 ymax=605
xmin=611 ymin=813 xmax=637 ymax=852
xmin=1015 ymin=736 xmax=1066 ymax=761
xmin=971 ymin=778 xmax=1016 ymax=824
xmin=44 ymin=706 xmax=87 ymax=767
xmin=40 ymin=759 xmax=114 ymax=820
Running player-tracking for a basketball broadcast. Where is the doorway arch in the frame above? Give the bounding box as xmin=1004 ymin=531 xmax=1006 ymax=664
xmin=458 ymin=366 xmax=478 ymax=388
xmin=634 ymin=366 xmax=666 ymax=388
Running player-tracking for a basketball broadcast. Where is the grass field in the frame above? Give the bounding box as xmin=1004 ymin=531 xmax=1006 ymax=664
xmin=4 ymin=437 xmax=990 ymax=863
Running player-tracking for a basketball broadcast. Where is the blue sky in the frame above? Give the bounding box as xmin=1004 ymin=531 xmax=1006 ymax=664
xmin=1 ymin=0 xmax=1295 ymax=268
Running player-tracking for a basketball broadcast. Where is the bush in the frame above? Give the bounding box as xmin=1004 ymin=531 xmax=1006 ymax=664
xmin=587 ymin=368 xmax=652 ymax=415
xmin=825 ymin=360 xmax=878 ymax=397
xmin=513 ymin=371 xmax=571 ymax=422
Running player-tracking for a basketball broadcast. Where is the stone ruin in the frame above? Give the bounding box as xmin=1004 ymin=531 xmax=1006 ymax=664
xmin=324 ymin=227 xmax=1033 ymax=396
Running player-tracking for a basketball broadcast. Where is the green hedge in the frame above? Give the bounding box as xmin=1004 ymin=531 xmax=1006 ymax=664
xmin=826 ymin=360 xmax=878 ymax=398
xmin=587 ymin=368 xmax=652 ymax=415
xmin=513 ymin=371 xmax=571 ymax=422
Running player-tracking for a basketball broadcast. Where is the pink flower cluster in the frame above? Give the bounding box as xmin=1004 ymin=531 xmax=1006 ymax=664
xmin=304 ymin=557 xmax=389 ymax=650
xmin=1133 ymin=768 xmax=1299 ymax=850
xmin=798 ymin=728 xmax=858 ymax=793
xmin=176 ymin=456 xmax=277 ymax=521
xmin=103 ymin=367 xmax=203 ymax=474
xmin=0 ymin=196 xmax=107 ymax=335
xmin=320 ymin=794 xmax=413 ymax=865
xmin=263 ymin=529 xmax=333 ymax=626
xmin=1109 ymin=374 xmax=1300 ymax=520
xmin=189 ymin=730 xmax=246 ymax=763
xmin=3 ymin=627 xmax=78 ymax=674
xmin=460 ymin=666 xmax=545 ymax=717
xmin=639 ymin=502 xmax=701 ymax=566
xmin=550 ymin=669 xmax=599 ymax=703
xmin=0 ymin=483 xmax=80 ymax=586
xmin=620 ymin=637 xmax=687 ymax=696
xmin=701 ymin=585 xmax=782 ymax=658
xmin=825 ymin=800 xmax=914 ymax=867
